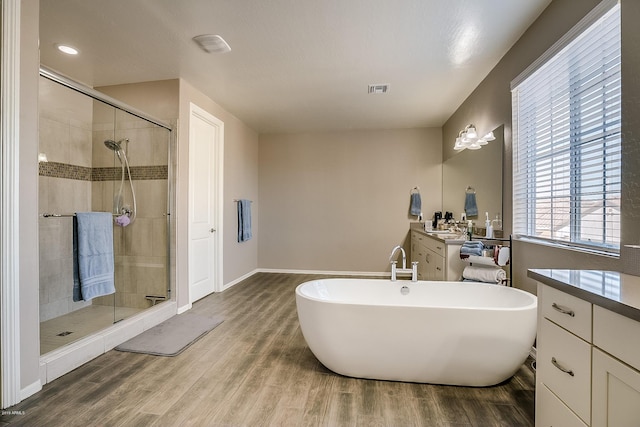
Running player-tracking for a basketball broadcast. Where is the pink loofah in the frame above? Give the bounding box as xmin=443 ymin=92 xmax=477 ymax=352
xmin=115 ymin=214 xmax=131 ymax=227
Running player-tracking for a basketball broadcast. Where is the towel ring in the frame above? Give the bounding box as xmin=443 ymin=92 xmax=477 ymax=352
xmin=410 ymin=186 xmax=421 ymax=194
xmin=466 ymin=186 xmax=476 ymax=194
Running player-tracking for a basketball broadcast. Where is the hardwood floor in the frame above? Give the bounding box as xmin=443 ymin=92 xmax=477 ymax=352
xmin=2 ymin=273 xmax=535 ymax=426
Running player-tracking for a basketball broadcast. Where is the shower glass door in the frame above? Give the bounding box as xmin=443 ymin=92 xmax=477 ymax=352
xmin=91 ymin=108 xmax=170 ymax=321
xmin=38 ymin=75 xmax=171 ymax=354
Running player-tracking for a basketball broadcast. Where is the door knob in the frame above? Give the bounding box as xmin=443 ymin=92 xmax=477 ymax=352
xmin=210 ymin=228 xmax=216 ymax=233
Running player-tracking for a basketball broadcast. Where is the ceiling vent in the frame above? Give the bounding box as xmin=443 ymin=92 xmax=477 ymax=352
xmin=193 ymin=34 xmax=231 ymax=54
xmin=368 ymin=84 xmax=389 ymax=94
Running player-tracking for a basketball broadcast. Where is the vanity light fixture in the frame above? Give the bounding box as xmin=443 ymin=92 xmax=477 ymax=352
xmin=56 ymin=44 xmax=79 ymax=55
xmin=453 ymin=124 xmax=496 ymax=151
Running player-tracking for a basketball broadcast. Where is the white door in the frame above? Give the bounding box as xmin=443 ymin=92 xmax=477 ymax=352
xmin=189 ymin=103 xmax=224 ymax=302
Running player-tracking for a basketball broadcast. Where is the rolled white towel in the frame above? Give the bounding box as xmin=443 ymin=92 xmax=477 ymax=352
xmin=462 ymin=255 xmax=497 ymax=267
xmin=463 ymin=266 xmax=506 ymax=284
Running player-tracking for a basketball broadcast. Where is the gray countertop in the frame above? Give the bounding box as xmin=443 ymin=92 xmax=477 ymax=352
xmin=410 ymin=223 xmax=466 ymax=244
xmin=409 ymin=223 xmax=509 ymax=245
xmin=528 ymin=269 xmax=640 ymax=322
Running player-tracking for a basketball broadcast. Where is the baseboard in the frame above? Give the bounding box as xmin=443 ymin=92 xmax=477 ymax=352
xmin=256 ymin=268 xmax=389 ymax=277
xmin=223 ymin=269 xmax=260 ymax=290
xmin=217 ymin=268 xmax=389 ymax=294
xmin=177 ymin=303 xmax=192 ymax=314
xmin=20 ymin=380 xmax=42 ymax=401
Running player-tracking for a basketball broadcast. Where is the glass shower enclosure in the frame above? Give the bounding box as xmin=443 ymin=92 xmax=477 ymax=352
xmin=38 ymin=69 xmax=172 ymax=355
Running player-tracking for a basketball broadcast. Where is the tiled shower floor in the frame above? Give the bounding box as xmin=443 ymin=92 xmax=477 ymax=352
xmin=40 ymin=305 xmax=143 ymax=355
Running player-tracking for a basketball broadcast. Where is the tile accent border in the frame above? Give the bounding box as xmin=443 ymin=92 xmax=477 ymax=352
xmin=39 ymin=162 xmax=168 ymax=181
xmin=39 ymin=162 xmax=91 ymax=181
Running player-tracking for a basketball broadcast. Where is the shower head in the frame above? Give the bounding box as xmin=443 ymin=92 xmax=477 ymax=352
xmin=104 ymin=139 xmax=122 ymax=153
xmin=104 ymin=139 xmax=122 ymax=152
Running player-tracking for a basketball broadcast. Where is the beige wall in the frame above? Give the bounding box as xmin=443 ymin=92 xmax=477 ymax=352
xmin=96 ymin=80 xmax=180 ymax=123
xmin=178 ymin=79 xmax=259 ymax=308
xmin=442 ymin=0 xmax=633 ymax=294
xmin=258 ymin=128 xmax=442 ymax=272
xmin=620 ymin=0 xmax=640 ymax=274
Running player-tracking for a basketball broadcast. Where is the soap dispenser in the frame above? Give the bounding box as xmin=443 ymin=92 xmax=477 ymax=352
xmin=492 ymin=214 xmax=502 ymax=231
xmin=485 ymin=212 xmax=493 ymax=238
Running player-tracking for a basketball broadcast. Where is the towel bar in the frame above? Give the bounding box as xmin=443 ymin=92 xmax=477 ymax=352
xmin=42 ymin=212 xmax=120 ymax=218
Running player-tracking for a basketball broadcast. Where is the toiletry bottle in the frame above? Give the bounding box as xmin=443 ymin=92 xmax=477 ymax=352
xmin=485 ymin=212 xmax=493 ymax=238
xmin=492 ymin=214 xmax=502 ymax=231
xmin=467 ymin=220 xmax=473 ymax=239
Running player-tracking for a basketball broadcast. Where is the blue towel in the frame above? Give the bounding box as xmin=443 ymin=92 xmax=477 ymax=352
xmin=237 ymin=199 xmax=252 ymax=242
xmin=460 ymin=248 xmax=483 ymax=256
xmin=464 ymin=192 xmax=478 ymax=217
xmin=409 ymin=193 xmax=422 ymax=216
xmin=460 ymin=241 xmax=485 ymax=256
xmin=73 ymin=212 xmax=115 ymax=301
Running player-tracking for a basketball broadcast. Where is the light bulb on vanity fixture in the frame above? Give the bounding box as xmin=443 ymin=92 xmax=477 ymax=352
xmin=453 ymin=124 xmax=496 ymax=151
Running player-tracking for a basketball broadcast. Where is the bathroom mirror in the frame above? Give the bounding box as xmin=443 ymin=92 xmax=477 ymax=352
xmin=442 ymin=125 xmax=503 ymax=224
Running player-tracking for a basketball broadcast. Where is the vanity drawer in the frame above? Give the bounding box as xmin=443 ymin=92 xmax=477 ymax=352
xmin=536 ymin=384 xmax=587 ymax=427
xmin=538 ymin=318 xmax=591 ymax=425
xmin=593 ymin=305 xmax=640 ymax=371
xmin=422 ymin=235 xmax=445 ymax=257
xmin=541 ymin=285 xmax=592 ymax=341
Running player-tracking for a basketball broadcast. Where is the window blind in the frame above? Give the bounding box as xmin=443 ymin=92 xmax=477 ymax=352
xmin=512 ymin=2 xmax=621 ymax=252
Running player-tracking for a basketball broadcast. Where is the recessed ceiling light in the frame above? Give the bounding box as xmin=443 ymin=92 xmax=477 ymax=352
xmin=56 ymin=44 xmax=79 ymax=55
xmin=193 ymin=34 xmax=231 ymax=54
xmin=368 ymin=84 xmax=389 ymax=94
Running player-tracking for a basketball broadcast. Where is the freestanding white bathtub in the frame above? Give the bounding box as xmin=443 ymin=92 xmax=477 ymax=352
xmin=295 ymin=278 xmax=537 ymax=386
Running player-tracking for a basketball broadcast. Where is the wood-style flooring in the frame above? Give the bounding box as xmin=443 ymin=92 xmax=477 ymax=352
xmin=2 ymin=273 xmax=535 ymax=426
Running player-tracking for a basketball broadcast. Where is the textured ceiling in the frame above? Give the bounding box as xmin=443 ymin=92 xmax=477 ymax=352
xmin=39 ymin=0 xmax=552 ymax=133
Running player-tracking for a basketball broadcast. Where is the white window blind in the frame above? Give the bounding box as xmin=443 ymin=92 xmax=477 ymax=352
xmin=512 ymin=2 xmax=621 ymax=253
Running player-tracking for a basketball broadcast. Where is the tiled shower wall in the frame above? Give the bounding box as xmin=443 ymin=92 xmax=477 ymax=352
xmin=38 ymin=94 xmax=93 ymax=322
xmin=39 ymin=84 xmax=169 ymax=322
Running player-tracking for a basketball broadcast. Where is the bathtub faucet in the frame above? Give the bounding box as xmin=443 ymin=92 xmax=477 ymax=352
xmin=389 ymin=245 xmax=418 ymax=282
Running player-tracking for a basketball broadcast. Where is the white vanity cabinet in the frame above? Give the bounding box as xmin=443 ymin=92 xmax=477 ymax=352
xmin=410 ymin=231 xmax=430 ymax=281
xmin=536 ymin=285 xmax=591 ymax=426
xmin=591 ymin=306 xmax=640 ymax=427
xmin=534 ymin=273 xmax=640 ymax=427
xmin=410 ymin=230 xmax=464 ymax=281
xmin=591 ymin=348 xmax=640 ymax=426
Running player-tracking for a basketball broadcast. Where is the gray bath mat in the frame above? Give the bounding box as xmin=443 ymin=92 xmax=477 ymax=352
xmin=115 ymin=312 xmax=224 ymax=356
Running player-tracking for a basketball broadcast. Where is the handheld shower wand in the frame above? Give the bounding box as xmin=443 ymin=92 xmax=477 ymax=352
xmin=103 ymin=138 xmax=137 ymax=225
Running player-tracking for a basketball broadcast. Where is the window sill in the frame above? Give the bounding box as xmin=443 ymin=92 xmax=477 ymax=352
xmin=514 ymin=236 xmax=620 ymax=259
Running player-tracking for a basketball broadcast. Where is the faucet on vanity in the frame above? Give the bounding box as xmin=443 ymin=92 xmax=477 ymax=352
xmin=389 ymin=245 xmax=418 ymax=282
